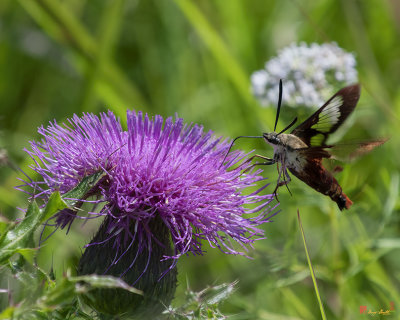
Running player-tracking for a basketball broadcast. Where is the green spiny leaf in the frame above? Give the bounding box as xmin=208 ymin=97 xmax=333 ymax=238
xmin=62 ymin=171 xmax=107 ymax=207
xmin=0 ymin=172 xmax=105 ymax=266
xmin=0 ymin=201 xmax=40 ymax=265
xmin=73 ymin=274 xmax=143 ymax=296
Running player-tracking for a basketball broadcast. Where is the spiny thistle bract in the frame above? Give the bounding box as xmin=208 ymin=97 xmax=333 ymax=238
xmin=21 ymin=111 xmax=278 ymax=318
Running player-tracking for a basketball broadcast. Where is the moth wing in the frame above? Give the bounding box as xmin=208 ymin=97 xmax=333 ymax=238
xmin=328 ymin=139 xmax=388 ymax=162
xmin=297 ymin=146 xmax=333 ymax=159
xmin=291 ymin=84 xmax=360 ymax=147
xmin=297 ymin=139 xmax=387 ymax=162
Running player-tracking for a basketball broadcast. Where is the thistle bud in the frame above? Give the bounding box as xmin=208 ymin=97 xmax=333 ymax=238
xmin=78 ymin=214 xmax=177 ymax=318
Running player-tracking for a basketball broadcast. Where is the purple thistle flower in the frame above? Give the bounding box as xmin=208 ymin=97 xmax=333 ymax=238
xmin=23 ymin=111 xmax=124 ymax=197
xmin=20 ymin=110 xmax=278 ymax=316
xmin=23 ymin=110 xmax=276 ymax=263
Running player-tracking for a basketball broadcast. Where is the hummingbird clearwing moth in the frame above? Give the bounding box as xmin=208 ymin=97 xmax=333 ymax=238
xmin=224 ymin=80 xmax=387 ymax=210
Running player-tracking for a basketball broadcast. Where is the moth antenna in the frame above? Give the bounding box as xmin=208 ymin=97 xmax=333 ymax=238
xmin=273 ymin=79 xmax=283 ymax=132
xmin=219 ymin=135 xmax=263 ymax=168
xmin=277 ymin=117 xmax=298 ymax=136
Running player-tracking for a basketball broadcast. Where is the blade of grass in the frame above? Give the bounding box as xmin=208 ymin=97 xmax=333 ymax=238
xmin=340 ymin=0 xmax=397 ymax=122
xmin=297 ymin=209 xmax=327 ymax=320
xmin=173 ymin=0 xmax=265 ymax=132
xmin=173 ymin=0 xmax=251 ymax=104
xmin=18 ymin=0 xmax=148 ymax=117
xmin=280 ymin=287 xmax=316 ymax=320
xmin=80 ymin=0 xmax=125 ymax=111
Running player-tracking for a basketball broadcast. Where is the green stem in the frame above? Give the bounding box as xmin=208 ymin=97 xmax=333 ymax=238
xmin=297 ymin=209 xmax=327 ymax=320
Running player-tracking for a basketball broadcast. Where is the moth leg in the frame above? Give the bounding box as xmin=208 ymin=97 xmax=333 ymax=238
xmin=272 ymin=162 xmax=284 ymax=201
xmin=242 ymin=154 xmax=275 ymax=173
xmin=273 ymin=161 xmax=293 ymax=198
xmin=273 ymin=189 xmax=280 ymax=203
xmin=281 ymin=169 xmax=292 ymax=196
xmin=244 ymin=154 xmax=274 ymax=165
xmin=252 ymin=154 xmax=274 ymax=161
xmin=275 ymin=168 xmax=291 ymax=186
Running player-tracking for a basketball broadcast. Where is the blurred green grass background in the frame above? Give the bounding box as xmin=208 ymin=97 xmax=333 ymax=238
xmin=0 ymin=0 xmax=399 ymax=319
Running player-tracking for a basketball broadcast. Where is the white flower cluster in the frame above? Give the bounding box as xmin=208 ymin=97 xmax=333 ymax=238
xmin=251 ymin=42 xmax=358 ymax=108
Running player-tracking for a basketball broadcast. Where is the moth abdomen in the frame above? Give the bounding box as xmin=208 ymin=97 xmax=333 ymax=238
xmin=289 ymin=159 xmax=353 ymax=210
